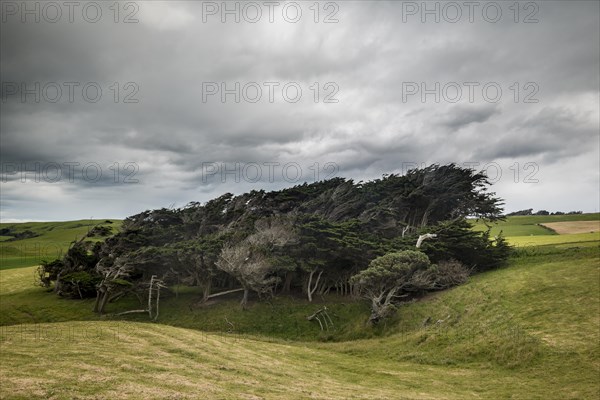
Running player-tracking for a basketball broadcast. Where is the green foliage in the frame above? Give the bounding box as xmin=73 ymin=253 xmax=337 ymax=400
xmin=294 ymin=215 xmax=382 ymax=278
xmin=419 ymin=219 xmax=513 ymax=271
xmin=110 ymin=278 xmax=133 ymax=286
xmin=59 ymin=271 xmax=101 ymax=298
xmin=87 ymin=225 xmax=112 ymax=236
xmin=353 ymin=251 xmax=431 ymax=286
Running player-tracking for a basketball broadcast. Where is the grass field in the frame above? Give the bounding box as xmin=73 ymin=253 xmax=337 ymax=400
xmin=0 ymin=215 xmax=598 ymax=398
xmin=0 ymin=320 xmax=555 ymax=400
xmin=472 ymin=212 xmax=600 ymax=236
xmin=0 ymin=220 xmax=121 ymax=270
xmin=0 ymin=246 xmax=598 ymax=399
xmin=473 ymin=213 xmax=600 ymax=246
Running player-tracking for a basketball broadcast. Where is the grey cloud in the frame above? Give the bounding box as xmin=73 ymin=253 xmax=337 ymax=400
xmin=1 ymin=0 xmax=598 ymax=221
xmin=434 ymin=105 xmax=500 ymax=130
xmin=477 ymin=106 xmax=598 ymax=160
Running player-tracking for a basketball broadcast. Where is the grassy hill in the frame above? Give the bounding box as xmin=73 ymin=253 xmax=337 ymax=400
xmin=472 ymin=213 xmax=600 ymax=247
xmin=0 ymin=215 xmax=598 ymax=398
xmin=472 ymin=212 xmax=599 ymax=235
xmin=0 ymin=220 xmax=121 ymax=270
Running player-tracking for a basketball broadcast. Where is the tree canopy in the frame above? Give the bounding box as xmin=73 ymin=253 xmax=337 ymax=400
xmin=39 ymin=164 xmax=509 ymax=315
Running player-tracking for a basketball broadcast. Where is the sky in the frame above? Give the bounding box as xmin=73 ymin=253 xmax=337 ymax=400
xmin=1 ymin=0 xmax=599 ymax=222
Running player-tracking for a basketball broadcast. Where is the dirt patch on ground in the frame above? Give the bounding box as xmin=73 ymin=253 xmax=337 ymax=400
xmin=540 ymin=221 xmax=600 ymax=235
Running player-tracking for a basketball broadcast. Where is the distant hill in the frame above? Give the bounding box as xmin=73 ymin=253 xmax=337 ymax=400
xmin=0 ymin=220 xmax=121 ymax=270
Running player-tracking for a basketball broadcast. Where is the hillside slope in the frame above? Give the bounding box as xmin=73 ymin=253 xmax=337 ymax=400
xmin=0 ymin=220 xmax=121 ymax=270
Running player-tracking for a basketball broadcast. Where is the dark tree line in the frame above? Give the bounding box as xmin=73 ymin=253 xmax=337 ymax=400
xmin=506 ymin=209 xmax=583 ymax=216
xmin=38 ymin=164 xmax=510 ymax=317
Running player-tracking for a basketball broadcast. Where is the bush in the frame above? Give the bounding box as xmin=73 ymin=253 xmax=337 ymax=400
xmin=36 ymin=259 xmax=65 ymax=288
xmin=57 ymin=271 xmax=100 ymax=299
xmin=351 ymin=251 xmax=435 ymax=324
xmin=430 ymin=260 xmax=470 ymax=289
xmin=88 ymin=225 xmax=112 ymax=237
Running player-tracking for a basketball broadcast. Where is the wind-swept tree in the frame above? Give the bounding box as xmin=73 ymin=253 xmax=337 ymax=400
xmin=292 ymin=216 xmax=382 ymax=301
xmin=175 ymin=235 xmax=224 ymax=302
xmin=93 ymin=246 xmax=177 ymax=314
xmin=351 ymin=250 xmax=435 ymax=324
xmin=42 ymin=164 xmax=508 ymax=313
xmin=216 ymin=217 xmax=297 ymax=308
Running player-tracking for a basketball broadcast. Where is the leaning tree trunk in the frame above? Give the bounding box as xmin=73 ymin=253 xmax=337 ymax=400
xmin=240 ymin=287 xmax=249 ymax=309
xmin=97 ymin=289 xmax=111 ymax=314
xmin=368 ymin=295 xmax=384 ymax=325
xmin=281 ymin=271 xmax=294 ymax=294
xmin=201 ymin=280 xmax=212 ymax=302
xmin=92 ymin=288 xmax=103 ymax=313
xmin=54 ymin=272 xmax=62 ymax=293
xmin=368 ymin=299 xmax=394 ymax=325
xmin=307 ymin=269 xmax=323 ymax=302
xmin=368 ymin=287 xmax=400 ymax=325
xmin=93 ymin=284 xmax=110 ymax=313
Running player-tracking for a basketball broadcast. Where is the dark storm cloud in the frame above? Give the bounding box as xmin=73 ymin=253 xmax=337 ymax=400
xmin=1 ymin=0 xmax=599 ymax=220
xmin=434 ymin=105 xmax=499 ymax=130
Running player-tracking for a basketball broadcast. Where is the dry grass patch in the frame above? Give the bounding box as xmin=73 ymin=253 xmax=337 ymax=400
xmin=540 ymin=221 xmax=600 ymax=235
